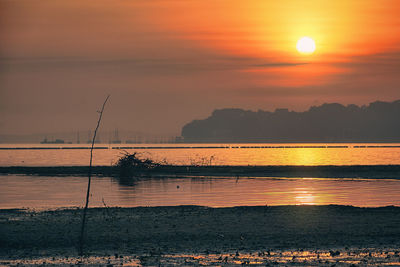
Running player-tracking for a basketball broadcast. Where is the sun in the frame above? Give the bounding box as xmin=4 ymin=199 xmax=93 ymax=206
xmin=296 ymin=37 xmax=316 ymax=54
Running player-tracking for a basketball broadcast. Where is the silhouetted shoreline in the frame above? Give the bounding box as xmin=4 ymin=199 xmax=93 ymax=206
xmin=182 ymin=100 xmax=400 ymax=142
xmin=1 ymin=165 xmax=400 ymax=179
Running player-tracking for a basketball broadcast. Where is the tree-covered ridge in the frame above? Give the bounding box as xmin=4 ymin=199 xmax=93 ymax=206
xmin=182 ymin=100 xmax=400 ymax=142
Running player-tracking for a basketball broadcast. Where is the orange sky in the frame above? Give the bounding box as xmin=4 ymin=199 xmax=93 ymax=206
xmin=151 ymin=0 xmax=400 ymax=86
xmin=1 ymin=0 xmax=400 ymax=135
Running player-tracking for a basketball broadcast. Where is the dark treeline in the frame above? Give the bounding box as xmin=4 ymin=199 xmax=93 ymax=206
xmin=182 ymin=100 xmax=400 ymax=142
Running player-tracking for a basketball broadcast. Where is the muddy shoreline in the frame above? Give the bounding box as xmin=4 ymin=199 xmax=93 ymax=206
xmin=1 ymin=165 xmax=400 ymax=179
xmin=1 ymin=205 xmax=400 ymax=259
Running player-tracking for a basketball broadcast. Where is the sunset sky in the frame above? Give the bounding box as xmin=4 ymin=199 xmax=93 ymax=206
xmin=1 ymin=0 xmax=400 ymax=136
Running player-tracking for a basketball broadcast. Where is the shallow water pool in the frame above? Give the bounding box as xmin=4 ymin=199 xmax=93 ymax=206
xmin=1 ymin=175 xmax=400 ymax=209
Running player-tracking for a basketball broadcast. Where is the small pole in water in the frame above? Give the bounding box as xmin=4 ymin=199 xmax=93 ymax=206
xmin=79 ymin=95 xmax=110 ymax=256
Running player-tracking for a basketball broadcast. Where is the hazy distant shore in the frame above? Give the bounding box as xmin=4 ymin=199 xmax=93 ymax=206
xmin=1 ymin=205 xmax=400 ymax=265
xmin=1 ymin=165 xmax=400 ymax=179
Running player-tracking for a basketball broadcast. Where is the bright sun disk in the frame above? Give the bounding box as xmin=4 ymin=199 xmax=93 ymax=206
xmin=296 ymin=37 xmax=316 ymax=54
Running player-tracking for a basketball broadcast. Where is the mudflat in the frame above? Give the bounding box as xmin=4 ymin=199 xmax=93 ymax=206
xmin=1 ymin=205 xmax=400 ymax=258
xmin=1 ymin=165 xmax=400 ymax=178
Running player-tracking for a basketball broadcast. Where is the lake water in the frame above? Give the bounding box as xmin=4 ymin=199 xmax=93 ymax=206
xmin=1 ymin=143 xmax=400 ymax=209
xmin=1 ymin=143 xmax=400 ymax=166
xmin=1 ymin=175 xmax=400 ymax=209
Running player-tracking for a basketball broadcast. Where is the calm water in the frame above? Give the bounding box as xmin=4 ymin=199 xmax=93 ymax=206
xmin=1 ymin=175 xmax=400 ymax=209
xmin=1 ymin=143 xmax=400 ymax=166
xmin=1 ymin=143 xmax=400 ymax=209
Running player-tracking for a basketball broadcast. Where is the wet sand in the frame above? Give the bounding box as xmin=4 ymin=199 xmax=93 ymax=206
xmin=1 ymin=205 xmax=400 ymax=265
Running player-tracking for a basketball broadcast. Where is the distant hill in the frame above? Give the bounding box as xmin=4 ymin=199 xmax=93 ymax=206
xmin=181 ymin=100 xmax=400 ymax=143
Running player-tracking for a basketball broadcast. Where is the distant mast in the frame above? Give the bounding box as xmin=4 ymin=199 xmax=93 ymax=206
xmin=87 ymin=129 xmax=102 ymax=143
xmin=96 ymin=132 xmax=101 ymax=144
xmin=87 ymin=130 xmax=91 ymax=144
xmin=112 ymin=128 xmax=122 ymax=144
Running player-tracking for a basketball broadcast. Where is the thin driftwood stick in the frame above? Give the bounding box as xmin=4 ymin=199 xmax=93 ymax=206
xmin=79 ymin=95 xmax=110 ymax=256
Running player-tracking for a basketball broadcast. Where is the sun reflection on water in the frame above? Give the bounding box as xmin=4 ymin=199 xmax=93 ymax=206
xmin=294 ymin=190 xmax=316 ymax=205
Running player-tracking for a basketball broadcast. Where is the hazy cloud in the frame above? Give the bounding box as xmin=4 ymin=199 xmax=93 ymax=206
xmin=0 ymin=56 xmax=308 ymax=75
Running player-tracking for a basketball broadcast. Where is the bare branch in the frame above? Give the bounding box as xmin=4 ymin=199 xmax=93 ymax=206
xmin=79 ymin=95 xmax=110 ymax=256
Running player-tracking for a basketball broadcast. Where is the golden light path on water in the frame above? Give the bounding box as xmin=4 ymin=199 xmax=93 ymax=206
xmin=1 ymin=143 xmax=400 ymax=166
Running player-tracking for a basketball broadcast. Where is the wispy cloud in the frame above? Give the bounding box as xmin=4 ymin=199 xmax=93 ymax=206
xmin=0 ymin=55 xmax=307 ymax=75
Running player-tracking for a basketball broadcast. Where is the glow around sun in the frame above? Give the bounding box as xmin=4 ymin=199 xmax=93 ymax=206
xmin=296 ymin=37 xmax=316 ymax=54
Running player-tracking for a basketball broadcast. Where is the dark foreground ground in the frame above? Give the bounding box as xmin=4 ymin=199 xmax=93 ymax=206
xmin=1 ymin=205 xmax=400 ymax=266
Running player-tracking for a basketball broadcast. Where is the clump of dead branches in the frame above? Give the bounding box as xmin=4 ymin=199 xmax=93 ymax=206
xmin=114 ymin=151 xmax=161 ymax=178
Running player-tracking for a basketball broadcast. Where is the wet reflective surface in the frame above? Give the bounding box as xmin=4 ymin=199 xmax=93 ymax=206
xmin=2 ymin=248 xmax=400 ymax=266
xmin=1 ymin=143 xmax=400 ymax=166
xmin=0 ymin=255 xmax=141 ymax=266
xmin=1 ymin=175 xmax=400 ymax=209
